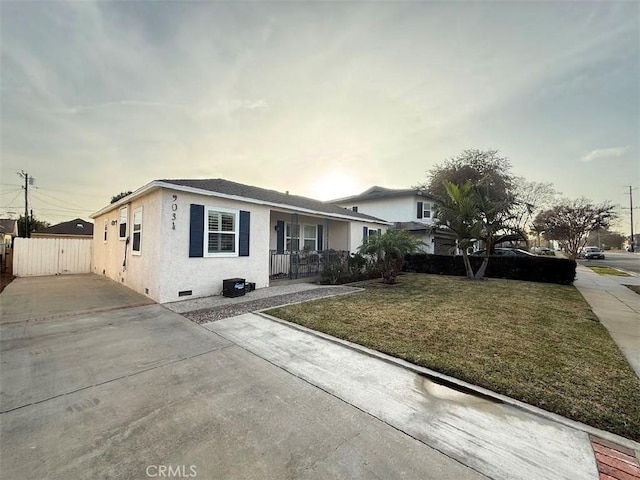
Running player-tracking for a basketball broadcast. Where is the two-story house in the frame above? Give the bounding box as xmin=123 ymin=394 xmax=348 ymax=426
xmin=330 ymin=186 xmax=459 ymax=255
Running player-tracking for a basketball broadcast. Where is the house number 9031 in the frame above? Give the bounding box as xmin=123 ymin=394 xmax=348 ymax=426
xmin=171 ymin=195 xmax=178 ymax=230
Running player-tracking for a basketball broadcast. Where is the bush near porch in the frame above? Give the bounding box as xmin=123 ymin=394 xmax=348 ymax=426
xmin=267 ymin=273 xmax=640 ymax=442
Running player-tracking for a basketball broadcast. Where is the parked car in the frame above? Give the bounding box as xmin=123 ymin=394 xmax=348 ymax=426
xmin=471 ymin=248 xmax=536 ymax=257
xmin=530 ymin=246 xmax=555 ymax=256
xmin=582 ymin=246 xmax=605 ymax=260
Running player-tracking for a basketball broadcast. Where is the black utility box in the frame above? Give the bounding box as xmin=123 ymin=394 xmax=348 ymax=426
xmin=222 ymin=278 xmax=246 ymax=298
xmin=245 ymin=282 xmax=256 ymax=292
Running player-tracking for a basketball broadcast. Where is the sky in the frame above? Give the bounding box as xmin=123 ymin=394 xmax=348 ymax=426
xmin=1 ymin=1 xmax=638 ymax=233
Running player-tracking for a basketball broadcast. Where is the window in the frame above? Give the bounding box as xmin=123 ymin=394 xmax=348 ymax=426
xmin=285 ymin=223 xmax=300 ymax=251
xmin=422 ymin=203 xmax=431 ymax=219
xmin=303 ymin=225 xmax=317 ymax=250
xmin=132 ymin=208 xmax=142 ymax=255
xmin=103 ymin=220 xmax=108 ymax=243
xmin=205 ymin=208 xmax=238 ymax=256
xmin=352 ymin=206 xmax=358 ymax=212
xmin=119 ymin=206 xmax=128 ymax=239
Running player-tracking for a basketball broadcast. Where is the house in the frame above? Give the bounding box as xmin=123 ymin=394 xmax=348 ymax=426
xmin=330 ymin=186 xmax=459 ymax=255
xmin=0 ymin=219 xmax=18 ymax=273
xmin=31 ymin=218 xmax=94 ymax=239
xmin=90 ymin=178 xmax=391 ymax=303
xmin=0 ymin=219 xmax=18 ymax=248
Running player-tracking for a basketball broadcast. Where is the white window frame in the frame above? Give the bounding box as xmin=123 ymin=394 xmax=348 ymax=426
xmin=132 ymin=207 xmax=142 ymax=256
xmin=302 ymin=224 xmax=317 ymax=251
xmin=103 ymin=220 xmax=108 ymax=243
xmin=285 ymin=222 xmax=300 ymax=252
xmin=286 ymin=223 xmax=317 ymax=251
xmin=422 ymin=202 xmax=432 ymax=219
xmin=204 ymin=206 xmax=239 ymax=257
xmin=119 ymin=206 xmax=128 ymax=240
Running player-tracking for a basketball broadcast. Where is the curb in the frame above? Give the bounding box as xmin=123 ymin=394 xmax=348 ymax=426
xmin=255 ymin=310 xmax=640 ymax=452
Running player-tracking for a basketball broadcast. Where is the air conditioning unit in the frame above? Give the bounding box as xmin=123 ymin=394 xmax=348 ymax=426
xmin=222 ymin=278 xmax=246 ymax=298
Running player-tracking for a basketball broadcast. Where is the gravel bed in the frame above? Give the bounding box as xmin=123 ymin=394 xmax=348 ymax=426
xmin=185 ymin=286 xmax=362 ymax=324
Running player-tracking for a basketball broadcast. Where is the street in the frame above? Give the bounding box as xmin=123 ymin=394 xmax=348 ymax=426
xmin=577 ymin=250 xmax=640 ymax=274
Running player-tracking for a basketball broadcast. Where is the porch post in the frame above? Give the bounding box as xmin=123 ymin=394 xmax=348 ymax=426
xmin=324 ymin=219 xmax=329 ymax=251
xmin=290 ymin=213 xmax=299 ymax=279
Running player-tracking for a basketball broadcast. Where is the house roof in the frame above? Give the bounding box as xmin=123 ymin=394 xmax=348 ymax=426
xmin=92 ymin=179 xmax=391 ymax=224
xmin=329 ymin=185 xmax=436 ymax=203
xmin=0 ymin=219 xmax=18 ymax=236
xmin=32 ymin=218 xmax=94 ymax=236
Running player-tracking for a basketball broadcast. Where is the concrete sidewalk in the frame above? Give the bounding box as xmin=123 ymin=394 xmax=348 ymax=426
xmin=205 ymin=312 xmax=640 ymax=480
xmin=573 ymin=265 xmax=640 ymax=376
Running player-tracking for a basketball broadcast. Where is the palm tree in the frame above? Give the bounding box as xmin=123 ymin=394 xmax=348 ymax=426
xmin=434 ymin=181 xmax=481 ymax=279
xmin=358 ymin=230 xmax=422 ymax=284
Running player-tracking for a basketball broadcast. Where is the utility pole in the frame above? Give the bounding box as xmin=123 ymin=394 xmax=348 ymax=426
xmin=17 ymin=171 xmax=33 ymax=238
xmin=629 ymin=186 xmax=635 ymax=253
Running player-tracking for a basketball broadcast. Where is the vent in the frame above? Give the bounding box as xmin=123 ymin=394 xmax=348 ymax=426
xmin=178 ymin=290 xmax=192 ymax=297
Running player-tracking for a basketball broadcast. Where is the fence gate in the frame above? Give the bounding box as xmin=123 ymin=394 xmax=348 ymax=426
xmin=13 ymin=238 xmax=92 ymax=276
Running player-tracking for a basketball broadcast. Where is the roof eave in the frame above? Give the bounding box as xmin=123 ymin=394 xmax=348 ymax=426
xmin=92 ymin=180 xmax=392 ymax=225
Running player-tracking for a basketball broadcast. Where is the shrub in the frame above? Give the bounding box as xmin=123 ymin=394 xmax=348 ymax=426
xmin=404 ymin=253 xmax=576 ymax=285
xmin=320 ymin=252 xmax=380 ymax=285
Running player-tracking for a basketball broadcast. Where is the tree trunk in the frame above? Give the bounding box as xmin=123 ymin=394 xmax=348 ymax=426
xmin=461 ymin=251 xmax=475 ymax=279
xmin=474 ymin=255 xmax=489 ymax=279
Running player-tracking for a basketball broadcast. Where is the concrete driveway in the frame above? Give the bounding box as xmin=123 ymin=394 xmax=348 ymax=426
xmin=0 ymin=275 xmax=484 ymax=479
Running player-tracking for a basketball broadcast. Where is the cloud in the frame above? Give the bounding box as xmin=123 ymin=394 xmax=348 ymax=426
xmin=580 ymin=146 xmax=629 ymax=162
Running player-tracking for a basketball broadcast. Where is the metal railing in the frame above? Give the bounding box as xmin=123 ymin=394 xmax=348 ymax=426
xmin=269 ymin=250 xmax=349 ymax=280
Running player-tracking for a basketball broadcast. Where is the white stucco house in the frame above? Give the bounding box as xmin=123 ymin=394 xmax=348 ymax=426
xmin=331 ymin=186 xmax=459 ymax=255
xmin=91 ymin=179 xmax=390 ymax=303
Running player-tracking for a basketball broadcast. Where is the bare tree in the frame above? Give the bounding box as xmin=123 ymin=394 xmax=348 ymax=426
xmin=534 ymin=199 xmax=617 ymax=258
xmin=508 ymin=178 xmax=557 ymax=238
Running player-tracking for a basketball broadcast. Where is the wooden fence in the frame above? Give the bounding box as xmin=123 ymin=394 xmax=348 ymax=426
xmin=13 ymin=238 xmax=92 ymax=276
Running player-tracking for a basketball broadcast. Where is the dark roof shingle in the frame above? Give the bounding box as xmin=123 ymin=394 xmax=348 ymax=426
xmin=330 ymin=185 xmax=436 ymax=203
xmin=160 ymin=178 xmax=387 ymax=222
xmin=0 ymin=219 xmax=18 ymax=235
xmin=33 ymin=218 xmax=93 ymax=236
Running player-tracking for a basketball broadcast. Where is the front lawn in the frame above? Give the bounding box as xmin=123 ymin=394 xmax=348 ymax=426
xmin=266 ymin=273 xmax=640 ymax=441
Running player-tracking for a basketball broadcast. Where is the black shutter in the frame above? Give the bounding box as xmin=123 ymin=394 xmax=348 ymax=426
xmin=317 ymin=224 xmax=323 ymax=251
xmin=363 ymin=226 xmax=369 ymax=242
xmin=239 ymin=211 xmax=250 ymax=256
xmin=276 ymin=220 xmax=285 ymax=254
xmin=417 ymin=202 xmax=423 ymax=219
xmin=189 ymin=204 xmax=204 ymax=257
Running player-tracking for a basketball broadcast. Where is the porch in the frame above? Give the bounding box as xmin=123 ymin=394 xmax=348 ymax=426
xmin=269 ymin=249 xmax=349 ymax=280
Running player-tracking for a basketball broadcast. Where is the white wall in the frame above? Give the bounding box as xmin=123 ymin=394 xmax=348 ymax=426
xmin=349 ymin=222 xmax=390 ymax=252
xmin=92 ymin=190 xmax=163 ymax=300
xmin=156 ymin=190 xmax=271 ymax=304
xmin=337 ymin=195 xmax=435 ymax=225
xmin=14 ymin=237 xmax=92 ymax=276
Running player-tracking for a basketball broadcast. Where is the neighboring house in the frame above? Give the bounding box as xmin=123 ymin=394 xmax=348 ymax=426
xmin=31 ymin=218 xmax=94 ymax=239
xmin=331 ymin=186 xmax=459 ymax=255
xmin=0 ymin=218 xmax=18 ymax=248
xmin=90 ymin=178 xmax=391 ymax=303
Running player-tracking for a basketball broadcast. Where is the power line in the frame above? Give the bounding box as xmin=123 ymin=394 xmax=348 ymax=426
xmin=0 ymin=188 xmax=21 ymax=197
xmin=36 ymin=186 xmax=107 ymax=199
xmin=2 ymin=190 xmax=23 ymax=213
xmin=32 ymin=187 xmax=94 ymax=210
xmin=29 ymin=190 xmax=93 ymax=213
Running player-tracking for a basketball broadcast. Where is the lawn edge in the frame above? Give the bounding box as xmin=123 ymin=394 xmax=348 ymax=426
xmin=256 ymin=309 xmax=640 ymax=451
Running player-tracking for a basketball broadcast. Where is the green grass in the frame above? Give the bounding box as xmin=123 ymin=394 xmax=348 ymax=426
xmin=267 ymin=273 xmax=640 ymax=441
xmin=588 ymin=266 xmax=631 ymax=277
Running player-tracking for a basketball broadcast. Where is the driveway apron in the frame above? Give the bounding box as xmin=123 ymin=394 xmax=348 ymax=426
xmin=0 ymin=275 xmax=487 ymax=479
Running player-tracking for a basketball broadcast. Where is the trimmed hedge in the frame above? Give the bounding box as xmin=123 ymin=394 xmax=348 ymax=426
xmin=404 ymin=253 xmax=576 ymax=285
